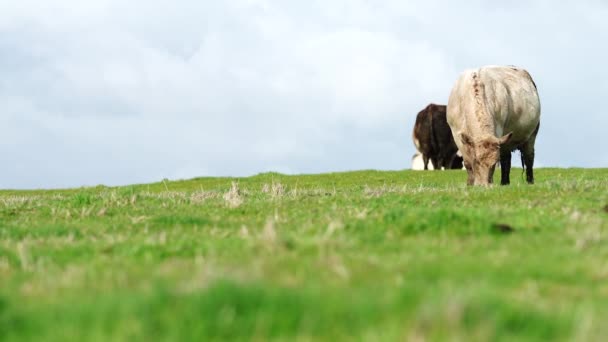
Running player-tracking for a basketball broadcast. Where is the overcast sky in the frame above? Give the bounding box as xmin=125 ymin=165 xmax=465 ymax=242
xmin=1 ymin=1 xmax=607 ymax=189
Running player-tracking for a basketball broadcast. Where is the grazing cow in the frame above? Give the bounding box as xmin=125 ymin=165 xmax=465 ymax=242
xmin=446 ymin=65 xmax=541 ymax=186
xmin=412 ymin=103 xmax=461 ymax=170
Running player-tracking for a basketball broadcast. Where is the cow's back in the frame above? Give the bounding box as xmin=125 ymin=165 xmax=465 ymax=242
xmin=480 ymin=66 xmax=540 ymax=147
xmin=447 ymin=66 xmax=540 ymax=151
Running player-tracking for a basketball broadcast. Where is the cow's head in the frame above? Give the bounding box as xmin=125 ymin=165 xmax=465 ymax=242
xmin=459 ymin=132 xmax=512 ymax=186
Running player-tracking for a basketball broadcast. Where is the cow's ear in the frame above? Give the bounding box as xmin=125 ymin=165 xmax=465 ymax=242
xmin=498 ymin=132 xmax=513 ymax=145
xmin=460 ymin=133 xmax=473 ymax=146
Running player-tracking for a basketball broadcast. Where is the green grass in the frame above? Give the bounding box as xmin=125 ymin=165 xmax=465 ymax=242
xmin=1 ymin=168 xmax=607 ymax=341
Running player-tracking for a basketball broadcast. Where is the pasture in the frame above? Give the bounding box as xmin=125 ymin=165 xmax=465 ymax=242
xmin=1 ymin=168 xmax=607 ymax=341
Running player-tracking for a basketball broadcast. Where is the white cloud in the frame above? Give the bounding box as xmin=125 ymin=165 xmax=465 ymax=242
xmin=0 ymin=1 xmax=607 ymax=188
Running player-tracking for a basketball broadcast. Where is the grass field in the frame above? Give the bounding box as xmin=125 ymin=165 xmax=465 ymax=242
xmin=1 ymin=168 xmax=607 ymax=341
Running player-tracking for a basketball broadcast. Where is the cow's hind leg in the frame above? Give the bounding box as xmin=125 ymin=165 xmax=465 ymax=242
xmin=500 ymin=149 xmax=511 ymax=185
xmin=521 ymin=123 xmax=540 ymax=184
xmin=423 ymin=154 xmax=430 ymax=170
xmin=436 ymin=156 xmax=446 ymax=170
xmin=521 ymin=143 xmax=535 ymax=184
xmin=439 ymin=152 xmax=455 ymax=170
xmin=430 ymin=156 xmax=440 ymax=170
xmin=445 ymin=153 xmax=456 ymax=170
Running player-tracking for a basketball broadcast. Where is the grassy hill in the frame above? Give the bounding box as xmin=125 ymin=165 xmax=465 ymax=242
xmin=1 ymin=168 xmax=607 ymax=341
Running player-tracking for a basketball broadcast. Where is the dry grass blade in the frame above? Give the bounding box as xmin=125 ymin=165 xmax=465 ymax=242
xmin=223 ymin=182 xmax=243 ymax=208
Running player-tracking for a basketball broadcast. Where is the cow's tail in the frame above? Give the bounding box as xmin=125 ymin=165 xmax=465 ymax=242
xmin=412 ymin=127 xmax=420 ymax=151
xmin=520 ymin=150 xmax=525 ymax=180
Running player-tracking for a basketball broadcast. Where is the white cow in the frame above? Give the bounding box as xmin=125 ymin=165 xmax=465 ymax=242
xmin=412 ymin=152 xmax=465 ymax=170
xmin=447 ymin=65 xmax=540 ymax=186
xmin=412 ymin=152 xmax=434 ymax=170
